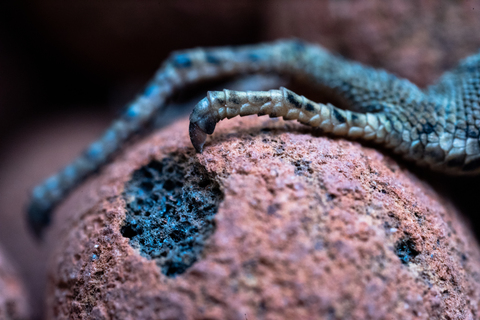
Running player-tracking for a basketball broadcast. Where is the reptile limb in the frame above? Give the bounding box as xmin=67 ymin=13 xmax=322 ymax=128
xmin=27 ymin=39 xmax=480 ymax=237
xmin=189 ymin=88 xmax=379 ymax=153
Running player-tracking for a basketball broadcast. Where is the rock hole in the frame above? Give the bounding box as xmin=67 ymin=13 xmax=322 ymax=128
xmin=326 ymin=193 xmax=337 ymax=201
xmin=149 ymin=161 xmax=163 ymax=173
xmin=199 ymin=179 xmax=210 ymax=188
xmin=121 ymin=225 xmax=138 ymax=239
xmin=140 ymin=181 xmax=154 ymax=192
xmin=121 ymin=152 xmax=223 ymax=277
xmin=395 ymin=237 xmax=420 ymax=264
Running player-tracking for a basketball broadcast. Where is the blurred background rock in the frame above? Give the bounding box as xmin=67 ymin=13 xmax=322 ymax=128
xmin=0 ymin=245 xmax=29 ymax=320
xmin=1 ymin=0 xmax=480 ymax=318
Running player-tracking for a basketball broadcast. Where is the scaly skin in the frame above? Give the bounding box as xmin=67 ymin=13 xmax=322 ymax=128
xmin=28 ymin=40 xmax=480 ymax=237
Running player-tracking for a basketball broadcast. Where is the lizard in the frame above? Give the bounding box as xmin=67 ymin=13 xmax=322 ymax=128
xmin=27 ymin=39 xmax=480 ymax=237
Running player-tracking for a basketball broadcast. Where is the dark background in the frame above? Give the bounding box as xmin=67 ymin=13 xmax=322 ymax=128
xmin=1 ymin=1 xmax=480 ymax=318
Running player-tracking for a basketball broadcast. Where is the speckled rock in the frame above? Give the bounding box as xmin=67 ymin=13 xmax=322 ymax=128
xmin=45 ymin=115 xmax=480 ymax=319
xmin=264 ymin=0 xmax=480 ymax=87
xmin=0 ymin=245 xmax=29 ymax=320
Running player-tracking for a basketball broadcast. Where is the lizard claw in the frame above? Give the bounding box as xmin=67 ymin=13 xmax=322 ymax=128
xmin=189 ymin=97 xmax=218 ymax=153
xmin=189 ymin=121 xmax=208 ymax=153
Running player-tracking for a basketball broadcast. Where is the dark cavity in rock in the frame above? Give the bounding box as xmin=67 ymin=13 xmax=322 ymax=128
xmin=395 ymin=237 xmax=420 ymax=264
xmin=121 ymin=152 xmax=223 ymax=277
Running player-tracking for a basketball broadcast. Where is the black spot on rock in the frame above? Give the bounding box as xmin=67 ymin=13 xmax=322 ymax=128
xmin=395 ymin=237 xmax=420 ymax=264
xmin=267 ymin=204 xmax=280 ymax=216
xmin=292 ymin=159 xmax=313 ymax=176
xmin=121 ymin=225 xmax=138 ymax=239
xmin=326 ymin=193 xmax=337 ymax=201
xmin=122 ymin=152 xmax=223 ymax=277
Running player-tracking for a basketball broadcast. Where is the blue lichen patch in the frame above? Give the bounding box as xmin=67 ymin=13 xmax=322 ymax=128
xmin=121 ymin=152 xmax=223 ymax=277
xmin=395 ymin=237 xmax=420 ymax=264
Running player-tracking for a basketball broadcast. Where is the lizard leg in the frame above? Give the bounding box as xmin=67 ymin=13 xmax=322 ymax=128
xmin=27 ymin=40 xmax=304 ymax=236
xmin=189 ymin=87 xmax=386 ymax=153
xmin=27 ymin=39 xmax=427 ymax=237
xmin=425 ymin=52 xmax=480 ymax=172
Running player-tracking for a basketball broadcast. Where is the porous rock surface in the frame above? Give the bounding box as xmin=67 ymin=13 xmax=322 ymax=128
xmin=0 ymin=245 xmax=29 ymax=320
xmin=45 ymin=115 xmax=480 ymax=319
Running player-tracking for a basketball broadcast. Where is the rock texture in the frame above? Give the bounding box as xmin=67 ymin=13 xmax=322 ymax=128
xmin=45 ymin=115 xmax=480 ymax=319
xmin=0 ymin=245 xmax=29 ymax=320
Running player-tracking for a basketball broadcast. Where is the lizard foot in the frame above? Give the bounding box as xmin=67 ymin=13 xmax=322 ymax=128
xmin=189 ymin=97 xmax=218 ymax=153
xmin=189 ymin=122 xmax=208 ymax=153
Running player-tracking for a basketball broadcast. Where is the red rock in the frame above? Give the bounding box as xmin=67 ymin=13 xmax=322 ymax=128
xmin=45 ymin=115 xmax=480 ymax=319
xmin=0 ymin=245 xmax=29 ymax=320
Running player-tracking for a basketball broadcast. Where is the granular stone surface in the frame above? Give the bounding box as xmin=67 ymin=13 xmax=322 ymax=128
xmin=45 ymin=115 xmax=480 ymax=319
xmin=0 ymin=245 xmax=29 ymax=320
